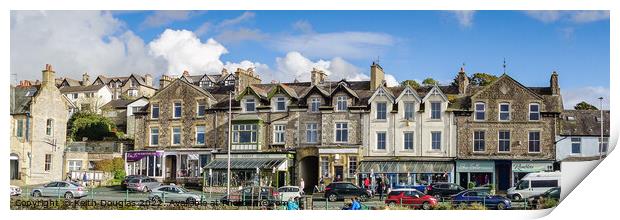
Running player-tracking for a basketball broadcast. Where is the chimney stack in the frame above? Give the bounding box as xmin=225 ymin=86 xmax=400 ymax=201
xmin=550 ymin=71 xmax=560 ymax=95
xmin=457 ymin=67 xmax=469 ymax=95
xmin=235 ymin=67 xmax=261 ymax=95
xmin=311 ymin=68 xmax=327 ymax=85
xmin=82 ymin=72 xmax=91 ymax=86
xmin=144 ymin=74 xmax=153 ymax=87
xmin=370 ymin=62 xmax=385 ymax=90
xmin=42 ymin=64 xmax=55 ymax=87
xmin=159 ymin=75 xmax=172 ymax=90
xmin=182 ymin=70 xmax=190 ymax=77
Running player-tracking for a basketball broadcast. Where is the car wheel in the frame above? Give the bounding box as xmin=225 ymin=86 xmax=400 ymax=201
xmin=422 ymin=202 xmax=431 ymax=210
xmin=497 ymin=202 xmax=506 ymax=210
xmin=186 ymin=197 xmax=196 ymax=203
xmin=152 ymin=196 xmax=162 ymax=203
xmin=388 ymin=201 xmax=396 ymax=208
xmin=328 ymin=194 xmax=337 ymax=202
xmin=359 ymin=194 xmax=368 ymax=202
xmin=512 ymin=194 xmax=522 ymax=201
xmin=64 ymin=192 xmax=74 ymax=199
xmin=33 ymin=191 xmax=42 ymax=197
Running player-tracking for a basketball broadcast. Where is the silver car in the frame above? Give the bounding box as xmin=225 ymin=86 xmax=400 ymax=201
xmin=148 ymin=185 xmax=203 ymax=203
xmin=10 ymin=185 xmax=22 ymax=196
xmin=32 ymin=181 xmax=87 ymax=199
xmin=127 ymin=177 xmax=161 ymax=192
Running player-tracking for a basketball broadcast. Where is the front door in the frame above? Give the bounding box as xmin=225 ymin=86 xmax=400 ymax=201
xmin=495 ymin=161 xmax=512 ymax=191
xmin=165 ymin=155 xmax=177 ymax=180
xmin=334 ymin=166 xmax=344 ymax=181
xmin=10 ymin=159 xmax=19 ymax=180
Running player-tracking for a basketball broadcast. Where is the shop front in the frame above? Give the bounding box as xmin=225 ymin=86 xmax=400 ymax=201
xmin=318 ymin=147 xmax=360 ymax=186
xmin=126 ymin=151 xmax=164 ymax=178
xmin=358 ymin=160 xmax=454 ymax=189
xmin=203 ymin=153 xmax=294 ymax=188
xmin=511 ymin=161 xmax=554 ymax=186
xmin=456 ymin=160 xmax=495 ymax=188
xmin=125 ymin=150 xmax=212 ymax=184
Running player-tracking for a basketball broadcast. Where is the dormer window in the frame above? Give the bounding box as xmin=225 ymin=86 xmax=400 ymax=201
xmin=245 ymin=98 xmax=256 ymax=112
xmin=529 ymin=103 xmax=540 ymax=121
xmin=404 ymin=102 xmax=415 ymax=120
xmin=430 ymin=102 xmax=441 ymax=119
xmin=336 ymin=96 xmax=348 ymax=111
xmin=376 ymin=102 xmax=387 ymax=120
xmin=474 ymin=102 xmax=486 ymax=121
xmin=499 ymin=103 xmax=510 ymax=121
xmin=310 ymin=97 xmax=320 ymax=112
xmin=275 ymin=97 xmax=286 ymax=111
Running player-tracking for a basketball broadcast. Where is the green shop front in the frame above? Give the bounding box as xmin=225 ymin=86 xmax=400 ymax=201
xmin=456 ymin=160 xmax=495 ymax=188
xmin=511 ymin=161 xmax=554 ymax=186
xmin=204 ymin=152 xmax=294 ymax=188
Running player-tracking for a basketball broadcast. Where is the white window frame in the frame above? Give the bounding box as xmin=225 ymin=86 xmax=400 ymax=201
xmin=173 ymin=102 xmax=182 ymax=118
xmin=498 ymin=130 xmax=511 ymax=152
xmin=403 ymin=131 xmax=414 ymax=150
xmin=233 ymin=124 xmax=258 ymax=144
xmin=474 ymin=102 xmax=486 ymax=121
xmin=275 ymin=97 xmax=287 ymax=112
xmin=376 ymin=131 xmax=387 ymax=150
xmin=273 ymin=124 xmax=286 ymax=144
xmin=310 ymin=97 xmax=321 ymax=112
xmin=430 ymin=102 xmax=441 ymax=119
xmin=150 ymin=127 xmax=160 ymax=146
xmin=195 ymin=125 xmax=206 ymax=145
xmin=336 ymin=96 xmax=348 ymax=111
xmin=245 ymin=98 xmax=256 ymax=112
xmin=151 ymin=104 xmax=159 ymax=119
xmin=404 ymin=102 xmax=415 ymax=120
xmin=431 ymin=131 xmax=441 ymax=150
xmin=499 ymin=103 xmax=511 ymax=121
xmin=171 ymin=127 xmax=181 ymax=146
xmin=68 ymin=160 xmax=83 ymax=171
xmin=529 ymin=103 xmax=540 ymax=121
xmin=571 ymin=137 xmax=582 ymax=154
xmin=376 ymin=102 xmax=387 ymax=120
xmin=44 ymin=154 xmax=52 ymax=172
xmin=197 ymin=102 xmax=206 ymax=117
xmin=348 ymin=156 xmax=357 ymax=177
xmin=306 ymin=123 xmax=318 ymax=143
xmin=473 ymin=130 xmax=485 ymax=152
xmin=334 ymin=122 xmax=349 ymax=143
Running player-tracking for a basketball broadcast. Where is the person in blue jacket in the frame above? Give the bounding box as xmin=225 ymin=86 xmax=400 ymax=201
xmin=287 ymin=198 xmax=299 ymax=210
xmin=349 ymin=197 xmax=361 ymax=210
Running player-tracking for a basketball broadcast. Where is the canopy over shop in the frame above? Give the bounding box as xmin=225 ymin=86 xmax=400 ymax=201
xmin=358 ymin=161 xmax=454 ymax=187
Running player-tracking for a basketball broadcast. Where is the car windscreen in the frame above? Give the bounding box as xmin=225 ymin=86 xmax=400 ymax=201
xmin=128 ymin=179 xmax=140 ymax=183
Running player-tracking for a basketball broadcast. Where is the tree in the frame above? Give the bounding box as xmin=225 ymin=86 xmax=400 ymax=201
xmin=422 ymin=78 xmax=439 ymax=86
xmin=95 ymin=158 xmax=126 ymax=180
xmin=401 ymin=80 xmax=421 ymax=89
xmin=68 ymin=111 xmax=118 ymax=141
xmin=470 ymin=73 xmax=498 ymax=86
xmin=574 ymin=101 xmax=598 ymax=110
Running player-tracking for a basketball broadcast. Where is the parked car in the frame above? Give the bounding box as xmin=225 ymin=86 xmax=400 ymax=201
xmin=508 ymin=171 xmax=560 ymax=201
xmin=10 ymin=185 xmax=22 ymax=196
xmin=324 ymin=182 xmax=372 ymax=202
xmin=384 ymin=188 xmax=437 ymax=210
xmin=121 ymin=175 xmax=146 ymax=189
xmin=277 ymin=186 xmax=304 ymax=201
xmin=426 ymin=182 xmax=465 ymax=199
xmin=31 ymin=181 xmax=87 ymax=199
xmin=220 ymin=186 xmax=280 ymax=206
xmin=391 ymin=184 xmax=427 ymax=193
xmin=148 ymin=185 xmax=204 ymax=203
xmin=451 ymin=190 xmax=512 ymax=210
xmin=528 ymin=187 xmax=561 ymax=208
xmin=126 ymin=177 xmax=161 ymax=192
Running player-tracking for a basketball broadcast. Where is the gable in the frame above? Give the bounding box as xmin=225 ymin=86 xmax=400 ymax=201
xmin=395 ymin=85 xmax=421 ymax=103
xmin=150 ymin=79 xmax=216 ymax=102
xmin=471 ymin=74 xmax=543 ymax=101
xmin=421 ymin=85 xmax=448 ymax=103
xmin=368 ymin=86 xmax=395 ymax=104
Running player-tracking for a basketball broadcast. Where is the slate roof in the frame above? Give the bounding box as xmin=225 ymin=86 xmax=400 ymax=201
xmin=59 ymin=84 xmax=106 ymax=93
xmin=102 ymin=99 xmax=133 ymax=109
xmin=560 ymin=110 xmax=610 ymax=136
xmin=10 ymin=86 xmax=39 ymax=114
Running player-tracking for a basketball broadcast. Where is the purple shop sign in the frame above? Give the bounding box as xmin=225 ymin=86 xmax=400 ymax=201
xmin=126 ymin=151 xmax=163 ymax=162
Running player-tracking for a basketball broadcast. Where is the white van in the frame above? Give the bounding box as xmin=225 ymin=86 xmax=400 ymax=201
xmin=507 ymin=171 xmax=560 ymax=201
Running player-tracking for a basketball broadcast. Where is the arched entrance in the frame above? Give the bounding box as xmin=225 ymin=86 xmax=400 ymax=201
xmin=298 ymin=156 xmax=319 ymax=194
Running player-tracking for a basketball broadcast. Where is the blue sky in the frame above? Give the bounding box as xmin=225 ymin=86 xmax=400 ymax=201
xmin=10 ymin=10 xmax=610 ymax=108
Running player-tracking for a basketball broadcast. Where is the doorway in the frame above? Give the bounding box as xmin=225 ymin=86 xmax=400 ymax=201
xmin=495 ymin=161 xmax=512 ymax=191
xmin=165 ymin=155 xmax=177 ymax=181
xmin=334 ymin=166 xmax=344 ymax=182
xmin=299 ymin=156 xmax=319 ymax=194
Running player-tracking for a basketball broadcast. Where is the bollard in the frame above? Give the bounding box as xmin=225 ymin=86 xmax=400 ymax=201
xmin=125 ymin=189 xmax=129 ymax=202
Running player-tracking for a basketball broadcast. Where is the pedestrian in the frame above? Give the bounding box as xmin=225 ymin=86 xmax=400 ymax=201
xmin=300 ymin=178 xmax=305 ymax=193
xmin=350 ymin=197 xmax=361 ymax=210
xmin=287 ymin=198 xmax=299 ymax=210
xmin=363 ymin=177 xmax=370 ymax=190
xmin=377 ymin=180 xmax=385 ymax=201
xmin=65 ymin=172 xmax=72 ymax=181
xmin=82 ymin=172 xmax=89 ymax=187
xmin=319 ymin=177 xmax=325 ymax=191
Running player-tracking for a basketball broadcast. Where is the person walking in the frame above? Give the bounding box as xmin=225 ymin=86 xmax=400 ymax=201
xmin=300 ymin=178 xmax=305 ymax=193
xmin=377 ymin=180 xmax=385 ymax=201
xmin=363 ymin=177 xmax=370 ymax=190
xmin=82 ymin=172 xmax=89 ymax=187
xmin=287 ymin=198 xmax=299 ymax=210
xmin=350 ymin=197 xmax=361 ymax=210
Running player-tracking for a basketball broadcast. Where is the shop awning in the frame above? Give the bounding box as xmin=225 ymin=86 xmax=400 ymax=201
xmin=204 ymin=158 xmax=286 ymax=170
xmin=359 ymin=161 xmax=453 ymax=173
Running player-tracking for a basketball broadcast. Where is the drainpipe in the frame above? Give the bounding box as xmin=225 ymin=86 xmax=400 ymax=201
xmin=392 ymin=111 xmax=396 ymax=157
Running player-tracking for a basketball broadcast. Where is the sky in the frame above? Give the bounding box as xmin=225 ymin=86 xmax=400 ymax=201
xmin=10 ymin=10 xmax=610 ymax=109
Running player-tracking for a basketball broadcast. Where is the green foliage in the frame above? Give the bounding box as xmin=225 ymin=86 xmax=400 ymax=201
xmin=401 ymin=80 xmax=421 ymax=89
xmin=574 ymin=101 xmax=598 ymax=110
xmin=468 ymin=182 xmax=476 ymax=189
xmin=95 ymin=158 xmax=125 ymax=180
xmin=422 ymin=78 xmax=438 ymax=86
xmin=541 ymin=198 xmax=559 ymax=209
xmin=471 ymin=73 xmax=498 ymax=86
xmin=454 ymin=202 xmax=487 ymax=210
xmin=432 ymin=202 xmax=452 ymax=210
xmin=69 ymin=111 xmax=118 ymax=141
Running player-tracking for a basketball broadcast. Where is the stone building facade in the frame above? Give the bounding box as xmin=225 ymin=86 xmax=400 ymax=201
xmin=453 ymin=70 xmax=563 ymax=191
xmin=10 ymin=65 xmax=72 ymax=186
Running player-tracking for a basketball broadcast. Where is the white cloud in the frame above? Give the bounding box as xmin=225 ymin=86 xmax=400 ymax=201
xmin=217 ymin=11 xmax=255 ymax=29
xmin=450 ymin=10 xmax=476 ymax=28
xmin=562 ymin=86 xmax=610 ymax=110
xmin=148 ymin=29 xmax=229 ymax=74
xmin=292 ymin=20 xmax=314 ymax=34
xmin=10 ymin=11 xmax=164 ymax=81
xmin=215 ymin=28 xmax=267 ymax=44
xmin=274 ymin=31 xmax=395 ymax=59
xmin=141 ymin=11 xmax=196 ymax=28
xmin=525 ymin=11 xmax=609 ymax=24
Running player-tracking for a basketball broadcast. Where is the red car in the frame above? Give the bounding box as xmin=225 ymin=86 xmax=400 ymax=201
xmin=385 ymin=188 xmax=438 ymax=210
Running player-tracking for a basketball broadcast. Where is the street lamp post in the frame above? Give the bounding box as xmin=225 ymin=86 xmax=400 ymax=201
xmin=599 ymin=97 xmax=604 ymax=160
xmin=227 ymin=91 xmax=232 ymax=196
